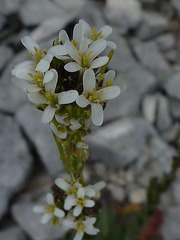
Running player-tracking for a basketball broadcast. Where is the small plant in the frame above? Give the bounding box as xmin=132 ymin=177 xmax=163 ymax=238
xmin=11 ymin=20 xmax=120 ymax=240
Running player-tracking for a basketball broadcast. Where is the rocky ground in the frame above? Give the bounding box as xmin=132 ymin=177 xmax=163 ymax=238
xmin=0 ymin=0 xmax=180 ymax=239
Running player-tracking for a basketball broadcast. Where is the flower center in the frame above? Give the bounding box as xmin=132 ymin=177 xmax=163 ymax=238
xmin=77 ymin=198 xmax=85 ymax=207
xmin=29 ymin=71 xmax=44 ymax=88
xmin=76 ymin=221 xmax=85 ymax=233
xmin=44 ymin=204 xmax=54 ymax=214
xmin=91 ymin=28 xmax=104 ymax=41
xmin=84 ymin=89 xmax=103 ymax=103
xmin=29 ymin=47 xmax=46 ymax=62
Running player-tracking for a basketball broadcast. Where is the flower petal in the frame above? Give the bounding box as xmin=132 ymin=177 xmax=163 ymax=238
xmin=74 ymin=231 xmax=84 ymax=240
xmin=70 ymin=119 xmax=81 ymax=131
xmin=63 ymin=218 xmax=76 ymax=229
xmin=41 ymin=213 xmax=51 ymax=224
xmin=48 ymin=45 xmax=67 ymax=56
xmin=79 ymin=19 xmax=92 ymax=38
xmin=85 ymin=187 xmax=96 ymax=197
xmin=55 ymin=178 xmax=70 ymax=191
xmin=35 ymin=54 xmax=52 ymax=72
xmin=15 ymin=68 xmax=36 ymax=80
xmin=21 ymin=36 xmax=40 ymax=54
xmin=55 ymin=115 xmax=67 ymax=125
xmin=90 ymin=56 xmax=109 ymax=69
xmin=83 ymin=217 xmax=96 ymax=226
xmin=44 ymin=70 xmax=58 ymax=93
xmin=99 ymin=25 xmax=112 ymax=38
xmin=103 ymin=70 xmax=115 ymax=87
xmin=58 ymin=90 xmax=78 ymax=105
xmin=79 ymin=38 xmax=89 ymax=55
xmin=77 ymin=188 xmax=85 ymax=199
xmin=83 ymin=69 xmax=96 ymax=93
xmin=84 ymin=199 xmax=95 ymax=208
xmin=91 ymin=103 xmax=103 ymax=126
xmin=59 ymin=30 xmax=69 ymax=43
xmin=54 ymin=208 xmax=65 ymax=218
xmin=33 ymin=206 xmax=45 ymax=213
xmin=64 ymin=62 xmax=82 ymax=73
xmin=11 ymin=77 xmax=32 ymax=92
xmin=93 ymin=181 xmax=106 ymax=192
xmin=11 ymin=60 xmax=35 ymax=75
xmin=87 ymin=39 xmax=107 ymax=58
xmin=73 ymin=206 xmax=83 ymax=217
xmin=43 ymin=71 xmax=54 ymax=84
xmin=64 ymin=41 xmax=80 ymax=63
xmin=64 ymin=195 xmax=76 ymax=210
xmin=99 ymin=86 xmax=121 ymax=101
xmin=76 ymin=94 xmax=90 ymax=108
xmin=73 ymin=23 xmax=83 ymax=44
xmin=85 ymin=226 xmax=99 ymax=235
xmin=107 ymin=41 xmax=117 ymax=50
xmin=41 ymin=105 xmax=57 ymax=124
xmin=28 ymin=92 xmax=48 ymax=104
xmin=47 ymin=193 xmax=54 ymax=205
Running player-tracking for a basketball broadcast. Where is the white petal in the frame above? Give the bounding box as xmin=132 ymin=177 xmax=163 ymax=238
xmin=44 ymin=69 xmax=58 ymax=93
xmin=91 ymin=103 xmax=103 ymax=126
xmin=58 ymin=131 xmax=67 ymax=139
xmin=90 ymin=56 xmax=109 ymax=69
xmin=99 ymin=25 xmax=112 ymax=38
xmin=33 ymin=206 xmax=45 ymax=213
xmin=55 ymin=115 xmax=67 ymax=125
xmin=107 ymin=41 xmax=117 ymax=49
xmin=59 ymin=30 xmax=69 ymax=43
xmin=41 ymin=105 xmax=57 ymax=124
xmin=87 ymin=39 xmax=107 ymax=58
xmin=21 ymin=36 xmax=40 ymax=54
xmin=85 ymin=226 xmax=99 ymax=235
xmin=64 ymin=62 xmax=82 ymax=73
xmin=79 ymin=38 xmax=89 ymax=55
xmin=83 ymin=69 xmax=96 ymax=93
xmin=85 ymin=187 xmax=96 ymax=197
xmin=93 ymin=181 xmax=106 ymax=192
xmin=54 ymin=208 xmax=65 ymax=218
xmin=48 ymin=45 xmax=67 ymax=56
xmin=28 ymin=92 xmax=48 ymax=104
xmin=47 ymin=193 xmax=54 ymax=205
xmin=64 ymin=195 xmax=77 ymax=210
xmin=73 ymin=23 xmax=83 ymax=44
xmin=55 ymin=178 xmax=70 ymax=191
xmin=77 ymin=188 xmax=85 ymax=199
xmin=15 ymin=68 xmax=36 ymax=80
xmin=26 ymin=84 xmax=42 ymax=92
xmin=103 ymin=70 xmax=115 ymax=87
xmin=99 ymin=86 xmax=121 ymax=101
xmin=74 ymin=231 xmax=84 ymax=240
xmin=65 ymin=41 xmax=80 ymax=63
xmin=73 ymin=206 xmax=83 ymax=217
xmin=58 ymin=90 xmax=78 ymax=104
xmin=70 ymin=119 xmax=81 ymax=131
xmin=79 ymin=19 xmax=92 ymax=38
xmin=41 ymin=213 xmax=51 ymax=224
xmin=50 ymin=123 xmax=67 ymax=139
xmin=11 ymin=60 xmax=34 ymax=75
xmin=83 ymin=217 xmax=96 ymax=226
xmin=11 ymin=77 xmax=32 ymax=92
xmin=43 ymin=71 xmax=54 ymax=84
xmin=84 ymin=199 xmax=95 ymax=208
xmin=76 ymin=94 xmax=90 ymax=108
xmin=63 ymin=219 xmax=76 ymax=229
xmin=35 ymin=60 xmax=49 ymax=72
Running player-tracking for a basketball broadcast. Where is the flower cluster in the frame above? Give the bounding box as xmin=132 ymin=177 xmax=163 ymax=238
xmin=34 ymin=178 xmax=105 ymax=240
xmin=12 ymin=19 xmax=120 ymax=240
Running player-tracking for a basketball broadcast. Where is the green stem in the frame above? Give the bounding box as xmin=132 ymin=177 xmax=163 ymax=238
xmin=100 ymin=50 xmax=114 ymax=74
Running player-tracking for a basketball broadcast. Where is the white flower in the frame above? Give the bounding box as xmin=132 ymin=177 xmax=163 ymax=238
xmin=33 ymin=193 xmax=65 ymax=224
xmin=79 ymin=19 xmax=117 ymax=49
xmin=76 ymin=69 xmax=121 ymax=126
xmin=50 ymin=122 xmax=67 ymax=139
xmin=63 ymin=216 xmax=99 ymax=240
xmin=21 ymin=36 xmax=45 ymax=63
xmin=92 ymin=181 xmax=106 ymax=200
xmin=55 ymin=178 xmax=95 ymax=217
xmin=36 ymin=53 xmax=53 ymax=72
xmin=64 ymin=38 xmax=109 ymax=72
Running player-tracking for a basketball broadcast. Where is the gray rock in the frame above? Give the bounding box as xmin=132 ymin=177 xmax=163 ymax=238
xmin=133 ymin=41 xmax=171 ymax=81
xmin=104 ymin=65 xmax=156 ymax=121
xmin=161 ymin=206 xmax=180 ymax=240
xmin=142 ymin=94 xmax=158 ymax=123
xmin=164 ymin=49 xmax=178 ymax=63
xmin=11 ymin=188 xmax=66 ymax=240
xmin=15 ymin=104 xmax=63 ymax=176
xmin=0 ymin=14 xmax=6 ymax=30
xmin=20 ymin=0 xmax=67 ymax=26
xmin=0 ymin=51 xmax=28 ymax=113
xmin=171 ymin=0 xmax=180 ymax=17
xmin=155 ymin=34 xmax=176 ymax=52
xmin=164 ymin=73 xmax=180 ymax=100
xmin=0 ymin=226 xmax=26 ymax=240
xmin=170 ymin=98 xmax=180 ymax=119
xmin=0 ymin=0 xmax=23 ymax=14
xmin=156 ymin=94 xmax=172 ymax=132
xmin=30 ymin=16 xmax=74 ymax=42
xmin=0 ymin=113 xmax=32 ymax=219
xmin=53 ymin=0 xmax=85 ymax=16
xmin=137 ymin=11 xmax=168 ymax=40
xmin=105 ymin=0 xmax=142 ymax=34
xmin=0 ymin=46 xmax=13 ymax=72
